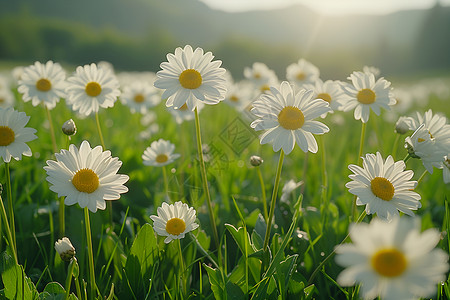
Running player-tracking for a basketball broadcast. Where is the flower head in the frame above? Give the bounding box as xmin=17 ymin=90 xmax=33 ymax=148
xmin=142 ymin=139 xmax=180 ymax=167
xmin=251 ymin=81 xmax=331 ymax=154
xmin=120 ymin=81 xmax=160 ymax=114
xmin=303 ymin=79 xmax=344 ymax=117
xmin=66 ymin=63 xmax=121 ymax=116
xmin=62 ymin=119 xmax=77 ymax=136
xmin=286 ymin=58 xmax=320 ymax=87
xmin=55 ymin=237 xmax=76 ymax=261
xmin=346 ymin=152 xmax=421 ymax=220
xmin=340 ymin=71 xmax=395 ymax=123
xmin=150 ymin=201 xmax=199 ymax=243
xmin=154 ymin=45 xmax=227 ymax=111
xmin=18 ymin=61 xmax=66 ymax=109
xmin=280 ymin=179 xmax=303 ymax=203
xmin=335 ymin=216 xmax=449 ymax=300
xmin=44 ymin=141 xmax=129 ymax=213
xmin=0 ymin=108 xmax=37 ymax=163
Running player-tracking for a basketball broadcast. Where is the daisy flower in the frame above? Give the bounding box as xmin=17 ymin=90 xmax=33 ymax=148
xmin=303 ymin=79 xmax=344 ymax=117
xmin=120 ymin=81 xmax=160 ymax=114
xmin=0 ymin=88 xmax=15 ymax=108
xmin=154 ymin=45 xmax=227 ymax=111
xmin=17 ymin=61 xmax=66 ymax=109
xmin=167 ymin=102 xmax=204 ymax=124
xmin=286 ymin=58 xmax=320 ymax=87
xmin=335 ymin=216 xmax=449 ymax=300
xmin=150 ymin=201 xmax=199 ymax=243
xmin=346 ymin=152 xmax=421 ymax=220
xmin=44 ymin=140 xmax=129 ymax=213
xmin=340 ymin=71 xmax=395 ymax=123
xmin=142 ymin=139 xmax=180 ymax=167
xmin=251 ymin=81 xmax=331 ymax=154
xmin=0 ymin=108 xmax=37 ymax=163
xmin=55 ymin=237 xmax=76 ymax=261
xmin=280 ymin=179 xmax=303 ymax=203
xmin=362 ymin=65 xmax=381 ymax=77
xmin=244 ymin=62 xmax=277 ymax=87
xmin=224 ymin=80 xmax=255 ymax=112
xmin=66 ymin=63 xmax=121 ymax=116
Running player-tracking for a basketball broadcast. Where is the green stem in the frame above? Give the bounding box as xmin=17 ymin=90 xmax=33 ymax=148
xmin=84 ymin=207 xmax=96 ymax=300
xmin=352 ymin=122 xmax=367 ymax=222
xmin=263 ymin=150 xmax=285 ymax=251
xmin=391 ymin=134 xmax=400 ymax=159
xmin=5 ymin=162 xmax=16 ymax=258
xmin=65 ymin=258 xmax=76 ymax=300
xmin=162 ymin=165 xmax=169 ymax=201
xmin=403 ymin=153 xmax=411 ymax=163
xmin=74 ymin=278 xmax=82 ymax=300
xmin=177 ymin=239 xmax=186 ymax=297
xmin=416 ymin=170 xmax=428 ymax=186
xmin=0 ymin=193 xmax=18 ymax=264
xmin=256 ymin=167 xmax=268 ymax=222
xmin=194 ymin=107 xmax=221 ymax=262
xmin=319 ymin=135 xmax=328 ymax=210
xmin=45 ymin=105 xmax=58 ymax=154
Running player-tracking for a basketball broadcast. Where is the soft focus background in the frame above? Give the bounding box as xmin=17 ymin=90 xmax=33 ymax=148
xmin=1 ymin=0 xmax=450 ymax=79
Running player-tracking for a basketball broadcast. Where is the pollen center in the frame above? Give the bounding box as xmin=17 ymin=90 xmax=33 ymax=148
xmin=357 ymin=88 xmax=376 ymax=104
xmin=166 ymin=217 xmax=186 ymax=235
xmin=296 ymin=72 xmax=306 ymax=80
xmin=278 ymin=106 xmax=305 ymax=130
xmin=134 ymin=94 xmax=145 ymax=103
xmin=0 ymin=126 xmax=15 ymax=146
xmin=85 ymin=82 xmax=102 ymax=97
xmin=179 ymin=69 xmax=202 ymax=89
xmin=371 ymin=248 xmax=407 ymax=277
xmin=317 ymin=93 xmax=332 ymax=103
xmin=36 ymin=78 xmax=52 ymax=92
xmin=371 ymin=177 xmax=394 ymax=201
xmin=72 ymin=168 xmax=99 ymax=194
xmin=230 ymin=95 xmax=239 ymax=102
xmin=260 ymin=84 xmax=270 ymax=92
xmin=155 ymin=154 xmax=169 ymax=163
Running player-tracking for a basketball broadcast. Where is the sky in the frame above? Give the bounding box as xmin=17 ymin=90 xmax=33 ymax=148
xmin=199 ymin=0 xmax=449 ymax=15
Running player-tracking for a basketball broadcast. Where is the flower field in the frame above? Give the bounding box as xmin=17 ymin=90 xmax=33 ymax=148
xmin=0 ymin=47 xmax=449 ymax=300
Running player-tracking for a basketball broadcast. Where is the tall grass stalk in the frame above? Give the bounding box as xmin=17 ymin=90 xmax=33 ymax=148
xmin=4 ymin=162 xmax=16 ymax=259
xmin=0 ymin=193 xmax=18 ymax=263
xmin=352 ymin=122 xmax=367 ymax=221
xmin=84 ymin=207 xmax=97 ymax=300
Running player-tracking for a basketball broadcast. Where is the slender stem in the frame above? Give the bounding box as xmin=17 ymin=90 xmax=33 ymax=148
xmin=391 ymin=134 xmax=400 ymax=159
xmin=45 ymin=105 xmax=58 ymax=154
xmin=162 ymin=165 xmax=169 ymax=202
xmin=416 ymin=170 xmax=428 ymax=187
xmin=5 ymin=162 xmax=16 ymax=258
xmin=84 ymin=207 xmax=96 ymax=300
xmin=65 ymin=258 xmax=76 ymax=300
xmin=0 ymin=193 xmax=18 ymax=264
xmin=263 ymin=150 xmax=285 ymax=251
xmin=352 ymin=122 xmax=367 ymax=221
xmin=177 ymin=239 xmax=186 ymax=297
xmin=59 ymin=136 xmax=71 ymax=238
xmin=300 ymin=152 xmax=309 ymax=195
xmin=319 ymin=135 xmax=328 ymax=210
xmin=403 ymin=153 xmax=411 ymax=163
xmin=256 ymin=167 xmax=268 ymax=222
xmin=193 ymin=107 xmax=221 ymax=261
xmin=74 ymin=278 xmax=82 ymax=300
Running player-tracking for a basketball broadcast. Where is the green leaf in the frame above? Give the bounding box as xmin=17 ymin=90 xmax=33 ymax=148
xmin=304 ymin=284 xmax=316 ymax=300
xmin=273 ymin=255 xmax=298 ymax=297
xmin=2 ymin=263 xmax=39 ymax=300
xmin=43 ymin=282 xmax=65 ymax=294
xmin=204 ymin=264 xmax=225 ymax=300
xmin=225 ymin=224 xmax=255 ymax=256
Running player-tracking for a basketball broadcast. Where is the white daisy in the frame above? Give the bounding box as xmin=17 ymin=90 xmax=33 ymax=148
xmin=340 ymin=71 xmax=395 ymax=123
xmin=362 ymin=65 xmax=381 ymax=78
xmin=18 ymin=61 xmax=66 ymax=109
xmin=244 ymin=62 xmax=277 ymax=87
xmin=120 ymin=81 xmax=160 ymax=114
xmin=66 ymin=63 xmax=121 ymax=116
xmin=251 ymin=81 xmax=331 ymax=154
xmin=154 ymin=45 xmax=227 ymax=111
xmin=142 ymin=139 xmax=181 ymax=167
xmin=150 ymin=201 xmax=199 ymax=243
xmin=335 ymin=216 xmax=449 ymax=300
xmin=44 ymin=140 xmax=129 ymax=213
xmin=280 ymin=179 xmax=303 ymax=203
xmin=0 ymin=88 xmax=15 ymax=108
xmin=303 ymin=79 xmax=344 ymax=117
xmin=54 ymin=237 xmax=76 ymax=261
xmin=0 ymin=108 xmax=37 ymax=163
xmin=224 ymin=80 xmax=255 ymax=112
xmin=346 ymin=152 xmax=421 ymax=220
xmin=286 ymin=58 xmax=320 ymax=87
xmin=405 ymin=124 xmax=447 ymax=173
xmin=167 ymin=102 xmax=204 ymax=124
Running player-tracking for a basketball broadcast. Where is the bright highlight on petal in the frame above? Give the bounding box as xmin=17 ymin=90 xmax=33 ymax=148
xmin=72 ymin=168 xmax=99 ymax=194
xmin=357 ymin=88 xmax=376 ymax=104
xmin=371 ymin=248 xmax=407 ymax=277
xmin=179 ymin=69 xmax=202 ymax=89
xmin=85 ymin=82 xmax=102 ymax=97
xmin=36 ymin=78 xmax=52 ymax=92
xmin=370 ymin=177 xmax=394 ymax=201
xmin=165 ymin=218 xmax=186 ymax=235
xmin=278 ymin=106 xmax=304 ymax=130
xmin=0 ymin=126 xmax=15 ymax=146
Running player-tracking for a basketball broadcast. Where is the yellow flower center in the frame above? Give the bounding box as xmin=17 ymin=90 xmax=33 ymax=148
xmin=72 ymin=168 xmax=99 ymax=194
xmin=371 ymin=248 xmax=407 ymax=277
xmin=179 ymin=69 xmax=202 ymax=89
xmin=85 ymin=82 xmax=102 ymax=97
xmin=134 ymin=94 xmax=145 ymax=103
xmin=155 ymin=154 xmax=169 ymax=164
xmin=165 ymin=217 xmax=186 ymax=235
xmin=278 ymin=106 xmax=305 ymax=130
xmin=296 ymin=72 xmax=306 ymax=80
xmin=357 ymin=88 xmax=376 ymax=104
xmin=0 ymin=126 xmax=15 ymax=146
xmin=36 ymin=78 xmax=52 ymax=92
xmin=371 ymin=177 xmax=394 ymax=201
xmin=317 ymin=93 xmax=332 ymax=103
xmin=254 ymin=73 xmax=261 ymax=79
xmin=230 ymin=95 xmax=239 ymax=102
xmin=260 ymin=85 xmax=270 ymax=92
xmin=418 ymin=138 xmax=425 ymax=143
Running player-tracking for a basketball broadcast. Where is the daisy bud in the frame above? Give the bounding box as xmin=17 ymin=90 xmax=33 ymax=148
xmin=55 ymin=237 xmax=76 ymax=261
xmin=250 ymin=155 xmax=263 ymax=167
xmin=62 ymin=119 xmax=77 ymax=136
xmin=395 ymin=116 xmax=410 ymax=134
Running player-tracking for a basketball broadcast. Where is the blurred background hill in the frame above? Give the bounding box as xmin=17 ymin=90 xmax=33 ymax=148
xmin=0 ymin=0 xmax=449 ymax=79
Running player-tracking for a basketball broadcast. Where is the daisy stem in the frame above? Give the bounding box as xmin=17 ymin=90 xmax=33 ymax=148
xmin=352 ymin=122 xmax=367 ymax=222
xmin=0 ymin=193 xmax=18 ymax=264
xmin=256 ymin=166 xmax=268 ymax=222
xmin=319 ymin=135 xmax=328 ymax=211
xmin=4 ymin=162 xmax=17 ymax=260
xmin=391 ymin=134 xmax=400 ymax=159
xmin=300 ymin=152 xmax=309 ymax=195
xmin=263 ymin=150 xmax=285 ymax=251
xmin=194 ymin=107 xmax=221 ymax=263
xmin=307 ymin=210 xmax=367 ymax=286
xmin=45 ymin=105 xmax=58 ymax=154
xmin=162 ymin=165 xmax=169 ymax=201
xmin=177 ymin=239 xmax=186 ymax=297
xmin=59 ymin=136 xmax=71 ymax=238
xmin=65 ymin=257 xmax=76 ymax=300
xmin=416 ymin=170 xmax=428 ymax=186
xmin=84 ymin=207 xmax=97 ymax=300
xmin=403 ymin=153 xmax=411 ymax=163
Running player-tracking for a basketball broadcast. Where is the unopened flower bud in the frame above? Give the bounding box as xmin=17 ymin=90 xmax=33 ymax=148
xmin=250 ymin=155 xmax=263 ymax=167
xmin=62 ymin=119 xmax=77 ymax=136
xmin=55 ymin=237 xmax=76 ymax=261
xmin=395 ymin=116 xmax=410 ymax=134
